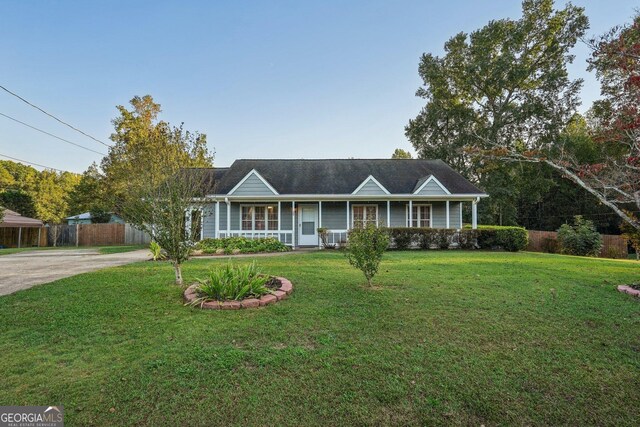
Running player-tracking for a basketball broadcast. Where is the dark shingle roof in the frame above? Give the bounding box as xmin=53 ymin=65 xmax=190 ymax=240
xmin=208 ymin=159 xmax=483 ymax=195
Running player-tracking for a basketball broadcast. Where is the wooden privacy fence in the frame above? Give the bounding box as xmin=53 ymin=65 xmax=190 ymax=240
xmin=527 ymin=230 xmax=628 ymax=258
xmin=47 ymin=223 xmax=151 ymax=247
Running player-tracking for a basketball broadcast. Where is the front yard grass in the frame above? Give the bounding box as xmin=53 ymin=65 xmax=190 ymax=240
xmin=0 ymin=251 xmax=638 ymax=425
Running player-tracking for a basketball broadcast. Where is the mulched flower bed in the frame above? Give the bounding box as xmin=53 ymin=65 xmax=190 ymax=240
xmin=184 ymin=276 xmax=294 ymax=310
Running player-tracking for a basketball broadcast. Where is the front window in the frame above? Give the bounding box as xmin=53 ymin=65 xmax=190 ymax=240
xmin=352 ymin=205 xmax=378 ymax=228
xmin=241 ymin=205 xmax=278 ymax=231
xmin=408 ymin=204 xmax=431 ymax=227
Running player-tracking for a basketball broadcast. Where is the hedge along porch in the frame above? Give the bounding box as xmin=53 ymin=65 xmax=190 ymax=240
xmin=191 ymin=159 xmax=487 ymax=248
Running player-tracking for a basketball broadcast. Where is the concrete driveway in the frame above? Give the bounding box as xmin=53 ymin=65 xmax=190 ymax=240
xmin=0 ymin=248 xmax=149 ymax=296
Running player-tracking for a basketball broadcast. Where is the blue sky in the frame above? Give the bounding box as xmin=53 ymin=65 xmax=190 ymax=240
xmin=0 ymin=0 xmax=637 ymax=173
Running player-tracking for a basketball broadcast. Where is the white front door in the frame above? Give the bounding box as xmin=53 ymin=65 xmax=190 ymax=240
xmin=297 ymin=204 xmax=318 ymax=246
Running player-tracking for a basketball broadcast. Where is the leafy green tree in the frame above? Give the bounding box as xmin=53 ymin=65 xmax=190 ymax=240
xmin=344 ymin=224 xmax=390 ymax=286
xmin=102 ymin=95 xmax=213 ymax=210
xmin=0 ymin=189 xmax=37 ymax=218
xmin=68 ymin=163 xmax=108 ymax=215
xmin=391 ymin=148 xmax=412 ymax=159
xmin=406 ymin=0 xmax=588 ymax=225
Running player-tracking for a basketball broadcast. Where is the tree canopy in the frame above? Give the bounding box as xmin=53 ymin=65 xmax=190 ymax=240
xmin=404 ymin=0 xmax=640 ymax=230
xmin=102 ymin=95 xmax=213 ymax=211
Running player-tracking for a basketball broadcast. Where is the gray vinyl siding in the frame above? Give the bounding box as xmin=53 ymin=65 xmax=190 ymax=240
xmin=450 ymin=202 xmax=462 ymax=229
xmin=353 ymin=180 xmax=387 ymax=196
xmin=389 ymin=201 xmax=460 ymax=228
xmin=416 ymin=180 xmax=448 ymax=196
xmin=202 ymin=204 xmax=216 ymax=238
xmin=230 ymin=204 xmax=240 ymax=229
xmin=390 ymin=202 xmax=407 ymax=227
xmin=281 ymin=202 xmax=293 ymax=230
xmin=230 ymin=173 xmax=277 ymax=196
xmin=210 ymin=200 xmax=463 ymax=235
xmin=431 ymin=203 xmax=446 ymax=228
xmin=321 ymin=202 xmax=346 ymax=229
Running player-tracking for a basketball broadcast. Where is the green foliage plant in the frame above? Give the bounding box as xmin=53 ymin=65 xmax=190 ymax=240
xmin=191 ymin=261 xmax=271 ymax=303
xmin=557 ymin=215 xmax=603 ymax=257
xmin=345 ymin=223 xmax=390 ymax=286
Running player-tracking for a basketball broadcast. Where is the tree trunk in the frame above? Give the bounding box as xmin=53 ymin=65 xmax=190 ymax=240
xmin=173 ymin=262 xmax=183 ymax=285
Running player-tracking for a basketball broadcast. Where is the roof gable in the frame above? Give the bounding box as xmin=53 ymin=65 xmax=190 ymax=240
xmin=227 ymin=169 xmax=279 ymax=196
xmin=413 ymin=175 xmax=451 ymax=195
xmin=352 ymin=175 xmax=390 ymax=195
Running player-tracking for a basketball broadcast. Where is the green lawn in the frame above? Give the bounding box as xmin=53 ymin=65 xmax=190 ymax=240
xmin=0 ymin=251 xmax=638 ymax=426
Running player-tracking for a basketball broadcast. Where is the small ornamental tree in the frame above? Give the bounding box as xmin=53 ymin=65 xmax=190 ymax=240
xmin=122 ymin=168 xmax=212 ymax=285
xmin=557 ymin=215 xmax=603 ymax=257
xmin=344 ymin=223 xmax=390 ymax=286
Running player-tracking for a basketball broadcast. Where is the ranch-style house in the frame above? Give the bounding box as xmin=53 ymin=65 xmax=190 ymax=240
xmin=190 ymin=159 xmax=488 ymax=248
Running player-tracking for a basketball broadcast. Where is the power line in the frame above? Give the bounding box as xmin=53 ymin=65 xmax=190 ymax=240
xmin=0 ymin=84 xmax=111 ymax=147
xmin=0 ymin=153 xmax=70 ymax=173
xmin=0 ymin=112 xmax=107 ymax=156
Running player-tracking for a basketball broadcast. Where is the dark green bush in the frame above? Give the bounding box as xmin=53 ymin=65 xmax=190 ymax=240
xmin=390 ymin=228 xmax=415 ymax=250
xmin=557 ymin=216 xmax=602 ymax=257
xmin=470 ymin=225 xmax=528 ymax=252
xmin=457 ymin=229 xmax=478 ymax=250
xmin=195 ymin=237 xmax=290 ymax=254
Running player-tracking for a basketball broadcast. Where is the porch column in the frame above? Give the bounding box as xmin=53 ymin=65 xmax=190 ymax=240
xmin=472 ymin=199 xmax=478 ymax=229
xmin=226 ymin=200 xmax=231 ymax=234
xmin=17 ymin=227 xmax=22 ymax=248
xmin=386 ymin=200 xmax=391 ymax=227
xmin=37 ymin=227 xmax=41 ymax=247
xmin=277 ymin=201 xmax=281 ymax=241
xmin=408 ymin=200 xmax=413 ymax=227
xmin=446 ymin=201 xmax=450 ymax=229
xmin=460 ymin=202 xmax=463 ymax=229
xmin=292 ymin=201 xmax=296 ymax=247
xmin=215 ymin=201 xmax=220 ymax=238
xmin=346 ymin=201 xmax=350 ymax=229
xmin=318 ymin=201 xmax=322 ymax=228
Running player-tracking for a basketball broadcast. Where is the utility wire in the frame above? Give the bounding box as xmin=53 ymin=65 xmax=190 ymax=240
xmin=0 ymin=112 xmax=107 ymax=156
xmin=0 ymin=153 xmax=69 ymax=173
xmin=0 ymin=84 xmax=111 ymax=147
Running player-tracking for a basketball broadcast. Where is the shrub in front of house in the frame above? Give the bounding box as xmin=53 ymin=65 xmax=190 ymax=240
xmin=194 ymin=237 xmax=290 ymax=255
xmin=345 ymin=224 xmax=390 ymax=286
xmin=557 ymin=215 xmax=603 ymax=257
xmin=473 ymin=225 xmax=528 ymax=252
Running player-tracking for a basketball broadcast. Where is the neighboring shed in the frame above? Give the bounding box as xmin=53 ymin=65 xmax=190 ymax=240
xmin=0 ymin=209 xmax=44 ymax=248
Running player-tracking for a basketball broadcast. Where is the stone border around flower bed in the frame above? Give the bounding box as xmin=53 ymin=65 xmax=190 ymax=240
xmin=184 ymin=276 xmax=294 ymax=310
xmin=617 ymin=285 xmax=640 ymax=297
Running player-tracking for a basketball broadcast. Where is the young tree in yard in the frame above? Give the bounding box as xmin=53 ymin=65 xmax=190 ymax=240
xmin=109 ymin=95 xmax=215 ymax=285
xmin=123 ymin=168 xmax=212 ymax=285
xmin=344 ymin=223 xmax=390 ymax=287
xmin=405 ymin=0 xmax=588 ymax=225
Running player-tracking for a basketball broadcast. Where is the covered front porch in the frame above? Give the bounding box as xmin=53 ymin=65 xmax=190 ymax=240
xmin=205 ymin=197 xmax=480 ymax=249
